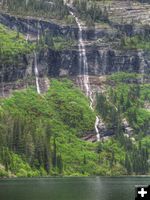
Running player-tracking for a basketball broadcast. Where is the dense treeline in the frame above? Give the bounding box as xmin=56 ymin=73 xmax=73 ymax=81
xmin=72 ymin=0 xmax=109 ymax=26
xmin=0 ymin=0 xmax=109 ymax=26
xmin=0 ymin=24 xmax=34 ymax=64
xmin=0 ymin=79 xmax=97 ymax=176
xmin=0 ymin=22 xmax=128 ymax=177
xmin=1 ymin=0 xmax=69 ymax=21
xmin=96 ymin=72 xmax=150 ymax=174
xmin=0 ymin=78 xmax=140 ymax=177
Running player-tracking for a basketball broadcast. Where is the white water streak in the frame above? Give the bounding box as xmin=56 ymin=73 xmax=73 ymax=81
xmin=37 ymin=21 xmax=40 ymax=42
xmin=34 ymin=21 xmax=41 ymax=94
xmin=34 ymin=52 xmax=41 ymax=94
xmin=67 ymin=5 xmax=100 ymax=141
xmin=95 ymin=116 xmax=100 ymax=141
xmin=69 ymin=11 xmax=90 ymax=96
xmin=26 ymin=0 xmax=29 ymax=7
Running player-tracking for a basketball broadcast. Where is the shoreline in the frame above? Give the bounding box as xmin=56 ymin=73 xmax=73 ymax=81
xmin=1 ymin=175 xmax=150 ymax=180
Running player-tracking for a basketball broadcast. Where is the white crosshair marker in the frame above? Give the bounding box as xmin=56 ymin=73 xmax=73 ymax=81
xmin=138 ymin=188 xmax=147 ymax=198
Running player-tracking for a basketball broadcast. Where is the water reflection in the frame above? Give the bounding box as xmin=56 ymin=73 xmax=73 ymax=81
xmin=0 ymin=177 xmax=150 ymax=200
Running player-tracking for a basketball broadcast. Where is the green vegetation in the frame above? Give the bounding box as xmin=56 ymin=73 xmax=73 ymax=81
xmin=38 ymin=34 xmax=76 ymax=51
xmin=0 ymin=24 xmax=34 ymax=64
xmin=109 ymin=72 xmax=141 ymax=83
xmin=98 ymin=72 xmax=150 ymax=134
xmin=72 ymin=0 xmax=109 ymax=26
xmin=0 ymin=22 xmax=75 ymax=67
xmin=0 ymin=79 xmax=94 ymax=176
xmin=1 ymin=0 xmax=70 ymax=23
xmin=52 ymin=37 xmax=75 ymax=51
xmin=0 ymin=0 xmax=149 ymax=177
xmin=121 ymin=35 xmax=150 ymax=50
xmin=1 ymin=0 xmax=110 ymax=25
xmin=96 ymin=72 xmax=150 ymax=175
xmin=0 ymin=78 xmax=131 ymax=177
xmin=0 ymin=149 xmax=43 ymax=177
xmin=0 ymin=77 xmax=149 ymax=177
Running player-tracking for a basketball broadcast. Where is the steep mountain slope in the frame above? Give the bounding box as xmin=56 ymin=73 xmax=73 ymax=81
xmin=0 ymin=0 xmax=150 ymax=176
xmin=0 ymin=79 xmax=128 ymax=177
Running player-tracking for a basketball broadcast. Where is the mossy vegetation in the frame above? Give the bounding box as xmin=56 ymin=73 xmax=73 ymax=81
xmin=0 ymin=24 xmax=35 ymax=64
xmin=121 ymin=35 xmax=150 ymax=50
xmin=52 ymin=37 xmax=76 ymax=51
xmin=108 ymin=72 xmax=142 ymax=83
xmin=38 ymin=34 xmax=76 ymax=51
xmin=0 ymin=79 xmax=129 ymax=177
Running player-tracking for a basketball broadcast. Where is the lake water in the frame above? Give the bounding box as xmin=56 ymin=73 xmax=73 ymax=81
xmin=0 ymin=177 xmax=150 ymax=200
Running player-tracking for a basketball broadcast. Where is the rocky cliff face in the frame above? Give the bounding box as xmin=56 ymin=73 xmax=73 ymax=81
xmin=0 ymin=0 xmax=150 ymax=96
xmin=37 ymin=48 xmax=150 ymax=77
xmin=0 ymin=13 xmax=78 ymax=39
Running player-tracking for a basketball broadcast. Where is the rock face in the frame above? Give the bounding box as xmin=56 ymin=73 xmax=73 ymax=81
xmin=0 ymin=13 xmax=78 ymax=39
xmin=37 ymin=48 xmax=150 ymax=77
xmin=0 ymin=0 xmax=150 ymax=96
xmin=0 ymin=54 xmax=36 ymax=96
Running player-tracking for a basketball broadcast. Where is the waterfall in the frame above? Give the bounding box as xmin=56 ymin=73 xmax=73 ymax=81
xmin=70 ymin=11 xmax=90 ymax=97
xmin=37 ymin=21 xmax=40 ymax=42
xmin=34 ymin=21 xmax=41 ymax=94
xmin=26 ymin=19 xmax=40 ymax=94
xmin=34 ymin=52 xmax=41 ymax=94
xmin=95 ymin=116 xmax=100 ymax=141
xmin=26 ymin=0 xmax=29 ymax=7
xmin=66 ymin=3 xmax=100 ymax=141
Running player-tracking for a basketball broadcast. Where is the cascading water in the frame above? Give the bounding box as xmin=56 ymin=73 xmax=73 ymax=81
xmin=33 ymin=21 xmax=41 ymax=94
xmin=26 ymin=18 xmax=41 ymax=94
xmin=65 ymin=2 xmax=100 ymax=141
xmin=69 ymin=11 xmax=91 ymax=96
xmin=37 ymin=21 xmax=40 ymax=42
xmin=34 ymin=52 xmax=41 ymax=94
xmin=26 ymin=0 xmax=29 ymax=7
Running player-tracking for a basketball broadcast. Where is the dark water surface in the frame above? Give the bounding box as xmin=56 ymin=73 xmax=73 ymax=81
xmin=0 ymin=177 xmax=150 ymax=200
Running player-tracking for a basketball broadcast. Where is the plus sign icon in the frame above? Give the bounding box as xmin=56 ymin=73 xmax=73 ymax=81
xmin=135 ymin=185 xmax=150 ymax=199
